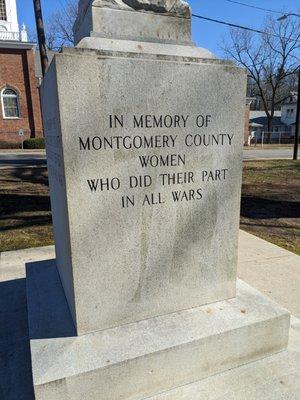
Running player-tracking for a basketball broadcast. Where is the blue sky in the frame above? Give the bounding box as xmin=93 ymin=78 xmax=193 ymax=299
xmin=18 ymin=0 xmax=299 ymax=56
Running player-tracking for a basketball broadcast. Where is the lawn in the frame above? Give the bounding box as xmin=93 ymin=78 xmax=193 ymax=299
xmin=0 ymin=167 xmax=53 ymax=252
xmin=241 ymin=160 xmax=300 ymax=255
xmin=0 ymin=160 xmax=299 ymax=254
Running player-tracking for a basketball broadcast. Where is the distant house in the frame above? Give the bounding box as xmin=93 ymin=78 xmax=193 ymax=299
xmin=281 ymin=92 xmax=298 ymax=136
xmin=0 ymin=0 xmax=54 ymax=148
xmin=249 ymin=93 xmax=298 ymax=143
xmin=249 ymin=110 xmax=284 ymax=133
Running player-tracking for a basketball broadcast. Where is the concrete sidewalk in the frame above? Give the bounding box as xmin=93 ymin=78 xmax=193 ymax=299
xmin=0 ymin=151 xmax=47 ymax=169
xmin=0 ymin=230 xmax=299 ymax=399
xmin=243 ymin=148 xmax=293 ymax=160
xmin=0 ymin=150 xmax=46 ymax=155
xmin=238 ymin=230 xmax=300 ymax=318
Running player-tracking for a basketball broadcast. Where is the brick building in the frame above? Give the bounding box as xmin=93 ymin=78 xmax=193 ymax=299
xmin=0 ymin=0 xmax=43 ymax=147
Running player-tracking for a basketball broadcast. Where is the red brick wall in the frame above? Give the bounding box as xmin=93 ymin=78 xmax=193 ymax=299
xmin=0 ymin=46 xmax=43 ymax=146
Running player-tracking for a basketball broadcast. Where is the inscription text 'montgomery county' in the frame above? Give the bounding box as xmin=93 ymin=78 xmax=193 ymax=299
xmin=79 ymin=133 xmax=234 ymax=151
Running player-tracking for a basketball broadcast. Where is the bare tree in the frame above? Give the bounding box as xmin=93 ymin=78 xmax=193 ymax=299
xmin=30 ymin=0 xmax=78 ymax=51
xmin=46 ymin=0 xmax=78 ymax=50
xmin=223 ymin=15 xmax=300 ymax=141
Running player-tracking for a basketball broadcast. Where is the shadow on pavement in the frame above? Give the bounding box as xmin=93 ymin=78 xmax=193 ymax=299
xmin=26 ymin=259 xmax=76 ymax=340
xmin=0 ymin=279 xmax=35 ymax=400
xmin=0 ymin=160 xmax=46 ymax=167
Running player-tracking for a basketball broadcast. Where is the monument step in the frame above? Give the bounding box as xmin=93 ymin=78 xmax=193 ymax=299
xmin=146 ymin=329 xmax=300 ymax=400
xmin=26 ymin=260 xmax=289 ymax=400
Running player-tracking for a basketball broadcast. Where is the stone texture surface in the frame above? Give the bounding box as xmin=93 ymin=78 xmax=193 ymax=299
xmin=42 ymin=47 xmax=246 ymax=335
xmin=77 ymin=0 xmax=191 ymax=17
xmin=77 ymin=36 xmax=215 ymax=58
xmin=41 ymin=60 xmax=77 ymax=325
xmin=27 ymin=260 xmax=289 ymax=400
xmin=74 ymin=6 xmax=192 ymax=45
xmin=147 ymin=318 xmax=300 ymax=400
xmin=122 ymin=0 xmax=191 ymax=17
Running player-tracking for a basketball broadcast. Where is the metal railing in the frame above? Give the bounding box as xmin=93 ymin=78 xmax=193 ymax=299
xmin=0 ymin=31 xmax=20 ymax=41
xmin=250 ymin=131 xmax=298 ymax=147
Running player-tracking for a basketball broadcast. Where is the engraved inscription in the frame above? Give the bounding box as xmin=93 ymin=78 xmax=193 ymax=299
xmin=77 ymin=113 xmax=236 ymax=209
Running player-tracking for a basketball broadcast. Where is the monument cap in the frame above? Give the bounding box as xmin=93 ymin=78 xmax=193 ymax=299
xmin=74 ymin=0 xmax=193 ymax=46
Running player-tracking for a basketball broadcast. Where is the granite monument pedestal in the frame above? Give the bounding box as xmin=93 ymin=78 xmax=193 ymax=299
xmin=26 ymin=1 xmax=290 ymax=398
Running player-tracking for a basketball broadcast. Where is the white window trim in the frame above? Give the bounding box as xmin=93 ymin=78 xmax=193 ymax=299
xmin=1 ymin=87 xmax=21 ymax=120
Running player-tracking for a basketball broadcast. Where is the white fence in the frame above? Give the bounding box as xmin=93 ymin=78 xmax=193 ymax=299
xmin=250 ymin=131 xmax=297 ymax=146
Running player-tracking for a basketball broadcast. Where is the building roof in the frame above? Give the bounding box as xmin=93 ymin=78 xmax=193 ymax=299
xmin=249 ymin=111 xmax=286 ymax=128
xmin=282 ymin=92 xmax=298 ymax=105
xmin=250 ymin=111 xmax=281 ymax=119
xmin=249 ymin=122 xmax=264 ymax=128
xmin=0 ymin=40 xmax=36 ymax=50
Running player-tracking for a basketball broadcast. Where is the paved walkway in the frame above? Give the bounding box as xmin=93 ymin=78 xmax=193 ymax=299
xmin=238 ymin=230 xmax=300 ymax=318
xmin=0 ymin=151 xmax=47 ymax=169
xmin=243 ymin=148 xmax=293 ymax=160
xmin=0 ymin=231 xmax=299 ymax=399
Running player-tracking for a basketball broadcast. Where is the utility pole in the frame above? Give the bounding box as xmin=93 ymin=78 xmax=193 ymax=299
xmin=277 ymin=14 xmax=300 ymax=161
xmin=33 ymin=0 xmax=48 ymax=77
xmin=294 ymin=69 xmax=300 ymax=161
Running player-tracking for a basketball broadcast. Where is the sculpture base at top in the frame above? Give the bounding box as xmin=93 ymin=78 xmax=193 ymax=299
xmin=74 ymin=0 xmax=192 ymax=46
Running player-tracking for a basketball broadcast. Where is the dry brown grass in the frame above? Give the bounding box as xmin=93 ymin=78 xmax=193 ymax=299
xmin=241 ymin=160 xmax=300 ymax=255
xmin=0 ymin=167 xmax=53 ymax=252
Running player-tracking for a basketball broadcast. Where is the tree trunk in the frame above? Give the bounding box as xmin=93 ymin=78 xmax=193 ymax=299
xmin=267 ymin=116 xmax=273 ymax=144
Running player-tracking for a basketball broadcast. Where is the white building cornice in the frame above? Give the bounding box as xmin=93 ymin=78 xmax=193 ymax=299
xmin=0 ymin=0 xmax=28 ymax=42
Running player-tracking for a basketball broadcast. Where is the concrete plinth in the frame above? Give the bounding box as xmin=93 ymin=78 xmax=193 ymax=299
xmin=27 ymin=260 xmax=290 ymax=400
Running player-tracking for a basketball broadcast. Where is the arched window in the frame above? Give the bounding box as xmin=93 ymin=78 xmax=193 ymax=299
xmin=0 ymin=0 xmax=7 ymax=21
xmin=1 ymin=88 xmax=20 ymax=119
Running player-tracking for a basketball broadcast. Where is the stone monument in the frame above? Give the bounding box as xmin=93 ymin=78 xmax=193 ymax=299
xmin=26 ymin=0 xmax=290 ymax=399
